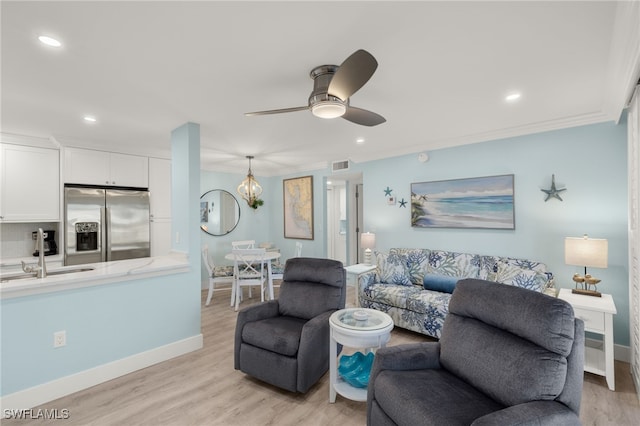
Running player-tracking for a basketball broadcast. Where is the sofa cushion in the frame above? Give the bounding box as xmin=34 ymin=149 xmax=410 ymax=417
xmin=363 ymin=283 xmax=424 ymax=309
xmin=427 ymin=250 xmax=481 ymax=279
xmin=479 ymin=257 xmax=550 ymax=292
xmin=376 ymin=252 xmax=412 ymax=286
xmin=423 ymin=274 xmax=459 ymax=293
xmin=390 ymin=248 xmax=431 ymax=285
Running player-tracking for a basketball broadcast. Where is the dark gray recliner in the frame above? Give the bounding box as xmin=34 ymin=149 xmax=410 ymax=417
xmin=367 ymin=279 xmax=585 ymax=426
xmin=234 ymin=257 xmax=346 ymax=393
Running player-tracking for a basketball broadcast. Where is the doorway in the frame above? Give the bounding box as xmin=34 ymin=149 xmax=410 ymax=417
xmin=326 ymin=174 xmax=363 ymax=266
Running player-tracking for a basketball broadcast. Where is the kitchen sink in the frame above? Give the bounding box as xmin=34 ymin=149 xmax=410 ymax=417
xmin=0 ymin=267 xmax=95 ymax=283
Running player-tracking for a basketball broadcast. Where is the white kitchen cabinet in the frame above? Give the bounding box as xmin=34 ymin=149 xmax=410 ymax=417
xmin=64 ymin=147 xmax=149 ymax=188
xmin=150 ymin=218 xmax=172 ymax=257
xmin=149 ymin=157 xmax=172 ymax=256
xmin=0 ymin=143 xmax=60 ymax=222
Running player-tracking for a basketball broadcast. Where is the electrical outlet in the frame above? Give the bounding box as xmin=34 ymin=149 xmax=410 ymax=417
xmin=53 ymin=330 xmax=66 ymax=348
xmin=175 ymin=231 xmax=180 ymax=244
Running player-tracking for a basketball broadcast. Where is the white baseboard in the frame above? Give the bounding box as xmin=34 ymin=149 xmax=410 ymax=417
xmin=1 ymin=334 xmax=203 ymax=413
xmin=585 ymin=337 xmax=630 ymax=363
xmin=614 ymin=342 xmax=631 ymax=363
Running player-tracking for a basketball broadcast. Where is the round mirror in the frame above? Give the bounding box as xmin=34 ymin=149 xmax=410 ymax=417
xmin=200 ymin=189 xmax=241 ymax=236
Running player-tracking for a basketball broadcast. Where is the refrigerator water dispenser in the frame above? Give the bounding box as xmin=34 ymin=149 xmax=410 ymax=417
xmin=75 ymin=222 xmax=98 ymax=252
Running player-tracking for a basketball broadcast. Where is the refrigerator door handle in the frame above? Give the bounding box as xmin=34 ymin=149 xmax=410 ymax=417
xmin=102 ymin=207 xmax=110 ymax=262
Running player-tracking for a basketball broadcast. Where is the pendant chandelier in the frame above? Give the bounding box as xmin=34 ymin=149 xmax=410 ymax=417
xmin=237 ymin=155 xmax=263 ymax=209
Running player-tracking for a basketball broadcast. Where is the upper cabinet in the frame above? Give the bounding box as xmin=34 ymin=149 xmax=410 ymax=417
xmin=0 ymin=143 xmax=60 ymax=222
xmin=64 ymin=147 xmax=149 ymax=188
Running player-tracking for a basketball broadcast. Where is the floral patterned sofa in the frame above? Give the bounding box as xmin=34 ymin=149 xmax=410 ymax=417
xmin=358 ymin=248 xmax=554 ymax=339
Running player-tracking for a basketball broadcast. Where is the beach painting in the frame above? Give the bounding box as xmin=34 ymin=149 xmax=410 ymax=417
xmin=411 ymin=174 xmax=515 ymax=229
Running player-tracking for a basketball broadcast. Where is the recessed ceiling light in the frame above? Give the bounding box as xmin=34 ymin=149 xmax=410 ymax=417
xmin=83 ymin=116 xmax=97 ymax=123
xmin=38 ymin=35 xmax=62 ymax=47
xmin=505 ymin=92 xmax=521 ymax=102
xmin=356 ymin=138 xmax=365 ymax=144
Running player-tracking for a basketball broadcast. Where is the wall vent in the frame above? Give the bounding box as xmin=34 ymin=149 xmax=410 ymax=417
xmin=332 ymin=159 xmax=350 ymax=172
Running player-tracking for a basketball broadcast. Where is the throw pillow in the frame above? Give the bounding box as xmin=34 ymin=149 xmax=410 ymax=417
xmin=423 ymin=274 xmax=459 ymax=293
xmin=490 ymin=259 xmax=547 ymax=292
xmin=376 ymin=252 xmax=412 ymax=286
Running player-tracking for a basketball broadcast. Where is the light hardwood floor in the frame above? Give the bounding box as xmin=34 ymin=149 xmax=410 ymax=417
xmin=6 ymin=284 xmax=640 ymax=425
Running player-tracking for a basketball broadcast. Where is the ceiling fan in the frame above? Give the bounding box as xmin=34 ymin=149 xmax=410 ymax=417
xmin=245 ymin=49 xmax=386 ymax=127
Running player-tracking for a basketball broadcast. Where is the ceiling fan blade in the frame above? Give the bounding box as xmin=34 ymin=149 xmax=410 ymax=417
xmin=328 ymin=49 xmax=378 ymax=101
xmin=342 ymin=106 xmax=386 ymax=127
xmin=245 ymin=106 xmax=309 ymax=116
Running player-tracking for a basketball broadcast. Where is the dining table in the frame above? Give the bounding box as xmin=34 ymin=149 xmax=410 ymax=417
xmin=225 ymin=251 xmax=281 ymax=301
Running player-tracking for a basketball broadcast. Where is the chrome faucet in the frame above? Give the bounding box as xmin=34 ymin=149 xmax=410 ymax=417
xmin=21 ymin=228 xmax=48 ymax=278
xmin=36 ymin=228 xmax=47 ymax=278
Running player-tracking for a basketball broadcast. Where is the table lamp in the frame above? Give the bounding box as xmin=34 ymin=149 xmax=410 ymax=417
xmin=564 ymin=234 xmax=608 ymax=297
xmin=361 ymin=232 xmax=376 ymax=265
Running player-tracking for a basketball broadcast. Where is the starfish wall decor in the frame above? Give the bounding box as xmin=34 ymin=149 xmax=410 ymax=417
xmin=541 ymin=174 xmax=566 ymax=202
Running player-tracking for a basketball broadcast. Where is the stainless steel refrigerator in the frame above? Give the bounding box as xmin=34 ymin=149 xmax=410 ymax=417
xmin=64 ymin=186 xmax=151 ymax=266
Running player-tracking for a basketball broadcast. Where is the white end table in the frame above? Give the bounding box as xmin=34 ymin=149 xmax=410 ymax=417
xmin=329 ymin=308 xmax=393 ymax=403
xmin=344 ymin=264 xmax=377 ymax=307
xmin=558 ymin=288 xmax=617 ymax=391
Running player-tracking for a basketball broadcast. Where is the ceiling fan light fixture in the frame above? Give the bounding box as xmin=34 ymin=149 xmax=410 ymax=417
xmin=311 ymin=100 xmax=347 ymax=119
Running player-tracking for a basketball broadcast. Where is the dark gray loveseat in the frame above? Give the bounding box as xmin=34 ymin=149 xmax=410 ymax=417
xmin=367 ymin=279 xmax=584 ymax=426
xmin=234 ymin=257 xmax=346 ymax=393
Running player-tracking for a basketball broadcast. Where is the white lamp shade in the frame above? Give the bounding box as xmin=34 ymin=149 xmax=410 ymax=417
xmin=361 ymin=232 xmax=376 ymax=250
xmin=565 ymin=236 xmax=608 ymax=268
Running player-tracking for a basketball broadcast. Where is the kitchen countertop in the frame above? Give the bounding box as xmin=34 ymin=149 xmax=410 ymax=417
xmin=0 ymin=251 xmax=191 ymax=299
xmin=1 ymin=254 xmax=64 ymax=268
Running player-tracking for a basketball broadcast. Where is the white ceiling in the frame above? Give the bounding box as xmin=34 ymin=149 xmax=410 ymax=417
xmin=2 ymin=1 xmax=639 ymax=176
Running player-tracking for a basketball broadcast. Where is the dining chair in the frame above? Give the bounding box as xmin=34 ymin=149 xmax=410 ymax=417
xmin=232 ymin=248 xmax=268 ymax=311
xmin=231 ymin=240 xmax=255 ymax=249
xmin=271 ymin=241 xmax=303 ymax=283
xmin=201 ymin=245 xmax=234 ymax=306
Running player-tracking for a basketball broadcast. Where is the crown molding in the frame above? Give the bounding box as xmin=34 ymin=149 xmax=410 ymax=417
xmin=349 ymin=110 xmax=614 ymax=166
xmin=0 ymin=132 xmax=57 ymax=149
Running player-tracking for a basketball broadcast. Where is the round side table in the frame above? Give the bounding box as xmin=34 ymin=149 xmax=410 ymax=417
xmin=329 ymin=308 xmax=393 ymax=403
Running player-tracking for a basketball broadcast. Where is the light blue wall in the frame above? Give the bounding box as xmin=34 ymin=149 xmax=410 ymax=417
xmin=357 ymin=120 xmax=629 ymax=346
xmin=201 ymin=121 xmax=629 ymax=346
xmin=1 ymin=275 xmax=199 ymax=394
xmin=200 ymin=170 xmax=328 ymax=269
xmin=0 ymin=123 xmax=202 ymax=397
xmin=200 ymin=171 xmax=272 ymax=266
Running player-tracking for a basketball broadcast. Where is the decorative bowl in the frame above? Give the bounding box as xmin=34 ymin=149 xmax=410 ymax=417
xmin=352 ymin=310 xmax=369 ymax=321
xmin=338 ymin=351 xmax=375 ymax=388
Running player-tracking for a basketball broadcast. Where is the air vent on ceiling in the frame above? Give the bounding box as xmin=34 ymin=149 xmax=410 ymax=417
xmin=332 ymin=159 xmax=350 ymax=172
